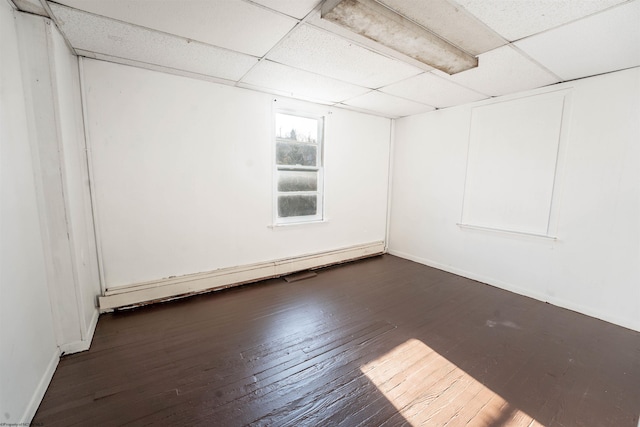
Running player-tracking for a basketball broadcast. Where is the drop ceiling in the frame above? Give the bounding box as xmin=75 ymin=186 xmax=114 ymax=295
xmin=17 ymin=0 xmax=640 ymax=118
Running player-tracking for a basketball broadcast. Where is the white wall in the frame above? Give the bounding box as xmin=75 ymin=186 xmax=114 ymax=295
xmin=81 ymin=59 xmax=391 ymax=289
xmin=389 ymin=67 xmax=640 ymax=331
xmin=17 ymin=12 xmax=100 ymax=352
xmin=1 ymin=3 xmax=101 ymax=422
xmin=50 ymin=21 xmax=102 ymax=345
xmin=0 ymin=1 xmax=59 ymax=423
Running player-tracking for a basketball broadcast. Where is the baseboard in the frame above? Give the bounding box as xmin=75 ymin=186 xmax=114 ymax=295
xmin=86 ymin=307 xmax=99 ymax=343
xmin=59 ymin=308 xmax=100 ymax=355
xmin=20 ymin=347 xmax=60 ymax=424
xmin=99 ymin=241 xmax=385 ymax=311
xmin=388 ymin=249 xmax=640 ymax=332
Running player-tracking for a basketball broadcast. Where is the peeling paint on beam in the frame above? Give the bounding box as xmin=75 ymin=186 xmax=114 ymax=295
xmin=321 ymin=0 xmax=478 ymax=75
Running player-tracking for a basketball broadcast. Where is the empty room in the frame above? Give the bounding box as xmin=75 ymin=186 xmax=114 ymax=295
xmin=1 ymin=0 xmax=639 ymax=425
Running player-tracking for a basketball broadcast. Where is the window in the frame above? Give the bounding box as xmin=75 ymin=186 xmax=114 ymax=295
xmin=274 ymin=111 xmax=324 ymax=224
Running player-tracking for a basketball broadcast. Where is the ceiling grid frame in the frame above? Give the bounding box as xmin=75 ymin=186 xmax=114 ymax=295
xmin=18 ymin=0 xmax=639 ymax=118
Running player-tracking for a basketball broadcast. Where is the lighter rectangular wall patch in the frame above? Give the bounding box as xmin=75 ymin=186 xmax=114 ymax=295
xmin=461 ymin=90 xmax=569 ymax=236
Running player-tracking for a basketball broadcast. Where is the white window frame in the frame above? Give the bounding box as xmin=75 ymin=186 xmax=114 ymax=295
xmin=273 ymin=108 xmax=325 ymax=225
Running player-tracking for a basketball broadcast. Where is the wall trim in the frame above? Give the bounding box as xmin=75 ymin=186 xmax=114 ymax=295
xmin=59 ymin=339 xmax=90 ymax=355
xmin=59 ymin=307 xmax=99 ymax=355
xmin=99 ymin=241 xmax=385 ymax=311
xmin=86 ymin=307 xmax=99 ymax=344
xmin=388 ymin=249 xmax=640 ymax=333
xmin=20 ymin=347 xmax=59 ymax=424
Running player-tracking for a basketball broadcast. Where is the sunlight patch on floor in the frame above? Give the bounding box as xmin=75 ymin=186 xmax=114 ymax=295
xmin=360 ymin=338 xmax=540 ymax=426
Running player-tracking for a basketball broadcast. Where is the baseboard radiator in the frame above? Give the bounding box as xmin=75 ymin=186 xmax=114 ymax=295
xmin=99 ymin=241 xmax=385 ymax=311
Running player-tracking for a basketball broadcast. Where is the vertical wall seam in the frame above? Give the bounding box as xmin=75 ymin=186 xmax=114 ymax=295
xmin=459 ymin=108 xmax=476 ymax=225
xmin=44 ymin=19 xmax=87 ymax=341
xmin=546 ymin=90 xmax=574 ymax=238
xmin=384 ymin=118 xmax=395 ymax=252
xmin=78 ymin=57 xmax=107 ymax=295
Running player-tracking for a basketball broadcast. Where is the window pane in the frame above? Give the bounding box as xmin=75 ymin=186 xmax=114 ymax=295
xmin=278 ymin=195 xmax=317 ymax=217
xmin=276 ymin=113 xmax=318 ymax=143
xmin=278 ymin=171 xmax=318 ymax=192
xmin=276 ymin=141 xmax=317 ymax=166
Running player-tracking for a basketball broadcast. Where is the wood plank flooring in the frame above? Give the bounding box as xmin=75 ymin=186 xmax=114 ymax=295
xmin=34 ymin=255 xmax=640 ymax=426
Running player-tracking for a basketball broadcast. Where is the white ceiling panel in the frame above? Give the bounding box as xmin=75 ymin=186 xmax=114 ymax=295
xmin=307 ymin=12 xmax=435 ymax=73
xmin=49 ymin=3 xmax=258 ymax=81
xmin=249 ymin=0 xmax=321 ymax=19
xmin=380 ymin=72 xmax=488 ymax=108
xmin=39 ymin=0 xmax=640 ymax=115
xmin=515 ymin=1 xmax=640 ymax=81
xmin=50 ymin=0 xmax=297 ymax=57
xmin=342 ymin=90 xmax=435 ymax=118
xmin=454 ymin=0 xmax=628 ymax=41
xmin=267 ymin=24 xmax=423 ymax=89
xmin=443 ymin=45 xmax=560 ymax=96
xmin=240 ymin=60 xmax=371 ymax=104
xmin=76 ymin=50 xmax=246 ymax=86
xmin=379 ymin=0 xmax=506 ymax=55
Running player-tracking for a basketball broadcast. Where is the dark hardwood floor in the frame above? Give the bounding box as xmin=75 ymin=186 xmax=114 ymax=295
xmin=34 ymin=255 xmax=640 ymax=426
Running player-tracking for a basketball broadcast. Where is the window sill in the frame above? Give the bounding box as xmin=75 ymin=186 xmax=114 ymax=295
xmin=268 ymin=219 xmax=330 ymax=229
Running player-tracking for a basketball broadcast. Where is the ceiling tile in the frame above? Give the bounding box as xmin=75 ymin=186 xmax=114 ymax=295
xmin=76 ymin=50 xmax=248 ymax=87
xmin=380 ymin=72 xmax=488 ymax=108
xmin=240 ymin=60 xmax=371 ymax=104
xmin=50 ymin=0 xmax=297 ymax=57
xmin=454 ymin=0 xmax=628 ymax=41
xmin=342 ymin=91 xmax=435 ymax=118
xmin=308 ymin=12 xmax=433 ymax=73
xmin=250 ymin=0 xmax=321 ymax=19
xmin=379 ymin=0 xmax=506 ymax=55
xmin=441 ymin=45 xmax=560 ymax=97
xmin=49 ymin=3 xmax=258 ymax=81
xmin=267 ymin=24 xmax=423 ymax=88
xmin=515 ymin=1 xmax=640 ymax=81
